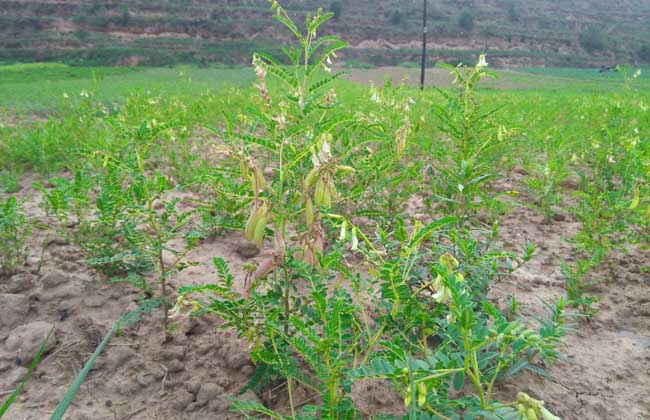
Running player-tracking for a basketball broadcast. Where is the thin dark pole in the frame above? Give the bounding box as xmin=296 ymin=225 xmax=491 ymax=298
xmin=420 ymin=0 xmax=427 ymax=90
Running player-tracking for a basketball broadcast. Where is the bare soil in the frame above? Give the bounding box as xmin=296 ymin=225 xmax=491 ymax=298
xmin=1 ymin=169 xmax=649 ymax=420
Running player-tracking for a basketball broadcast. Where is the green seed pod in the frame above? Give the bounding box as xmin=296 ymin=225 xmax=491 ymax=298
xmin=517 ymin=403 xmax=527 ymax=416
xmin=404 ymin=394 xmax=411 ymax=407
xmin=417 ymin=382 xmax=427 ymax=397
xmin=527 ymin=408 xmax=539 ymax=420
xmin=305 ymin=198 xmax=314 ymax=227
xmin=244 ymin=205 xmax=261 ymax=241
xmin=320 ymin=179 xmax=332 ymax=207
xmin=417 ymin=392 xmax=426 ymax=407
xmin=253 ymin=166 xmax=265 ymax=192
xmin=337 ymin=165 xmax=356 ymax=175
xmin=239 ymin=160 xmax=249 ymax=180
xmin=304 ymin=166 xmax=320 ymax=189
xmin=540 ymin=407 xmax=561 ymax=420
xmin=252 ymin=203 xmax=268 ymax=247
xmin=517 ymin=392 xmax=530 ymax=403
xmin=327 ymin=177 xmax=339 ymax=202
xmin=314 ymin=178 xmax=326 ymax=206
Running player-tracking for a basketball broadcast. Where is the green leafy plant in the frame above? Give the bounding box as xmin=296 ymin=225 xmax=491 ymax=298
xmin=173 ymin=4 xmax=568 ymax=419
xmin=522 ymin=138 xmax=569 ymax=223
xmin=101 ymin=119 xmax=199 ymax=334
xmin=0 ymin=196 xmax=31 ymax=276
xmin=204 ymin=1 xmax=359 ymax=332
xmin=562 ymin=94 xmax=643 ymax=315
xmin=347 ymin=79 xmax=423 ymax=223
xmin=0 ymin=169 xmax=20 ymax=194
xmin=428 ymin=55 xmax=513 ymax=227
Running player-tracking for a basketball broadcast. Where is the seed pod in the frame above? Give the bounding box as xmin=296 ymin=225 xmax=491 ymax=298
xmin=305 ymin=198 xmax=314 ymax=227
xmin=322 ymin=186 xmax=332 ymax=207
xmin=517 ymin=392 xmax=530 ymax=403
xmin=403 ymin=394 xmax=411 ymax=407
xmin=252 ymin=203 xmax=269 ymax=247
xmin=337 ymin=165 xmax=356 ymax=175
xmin=244 ymin=205 xmax=261 ymax=241
xmin=253 ymin=257 xmax=274 ymax=281
xmin=314 ymin=178 xmax=326 ymax=206
xmin=417 ymin=392 xmax=426 ymax=407
xmin=527 ymin=408 xmax=539 ymax=420
xmin=304 ymin=166 xmax=320 ymax=189
xmin=539 ymin=407 xmax=561 ymax=420
xmin=328 ymin=179 xmax=339 ymax=201
xmin=315 ymin=177 xmax=332 ymax=207
xmin=517 ymin=404 xmax=527 ymax=416
xmin=417 ymin=382 xmax=427 ymax=397
xmin=239 ymin=160 xmax=249 ymax=180
xmin=253 ymin=166 xmax=266 ymax=193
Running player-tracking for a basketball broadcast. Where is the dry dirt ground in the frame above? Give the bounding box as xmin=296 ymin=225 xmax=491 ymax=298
xmin=1 ymin=169 xmax=649 ymax=420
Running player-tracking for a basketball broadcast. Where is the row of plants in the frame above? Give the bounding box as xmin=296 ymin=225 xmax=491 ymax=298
xmin=508 ymin=67 xmax=649 ymax=317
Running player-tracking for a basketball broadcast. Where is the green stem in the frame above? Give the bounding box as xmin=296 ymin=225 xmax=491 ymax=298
xmin=463 ymin=331 xmax=487 ymax=409
xmin=287 ymin=376 xmax=296 ymax=418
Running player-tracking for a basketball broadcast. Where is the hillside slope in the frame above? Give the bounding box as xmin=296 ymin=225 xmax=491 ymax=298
xmin=1 ymin=0 xmax=649 ymax=67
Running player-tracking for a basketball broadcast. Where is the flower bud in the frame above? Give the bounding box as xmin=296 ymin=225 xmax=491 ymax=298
xmin=339 ymin=220 xmax=347 ymax=241
xmin=350 ymin=228 xmax=359 ymax=251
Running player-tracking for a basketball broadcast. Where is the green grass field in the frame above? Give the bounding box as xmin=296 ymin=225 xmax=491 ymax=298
xmin=1 ymin=62 xmax=648 ymax=113
xmin=0 ymin=63 xmax=255 ymax=113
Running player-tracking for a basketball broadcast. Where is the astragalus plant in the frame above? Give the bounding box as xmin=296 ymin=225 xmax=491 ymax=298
xmin=0 ymin=196 xmax=31 ymax=276
xmin=176 ymin=2 xmax=566 ymax=419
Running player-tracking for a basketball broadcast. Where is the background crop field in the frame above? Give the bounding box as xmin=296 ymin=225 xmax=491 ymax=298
xmin=2 ymin=62 xmax=649 ymax=113
xmin=1 ymin=53 xmax=649 ymax=420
